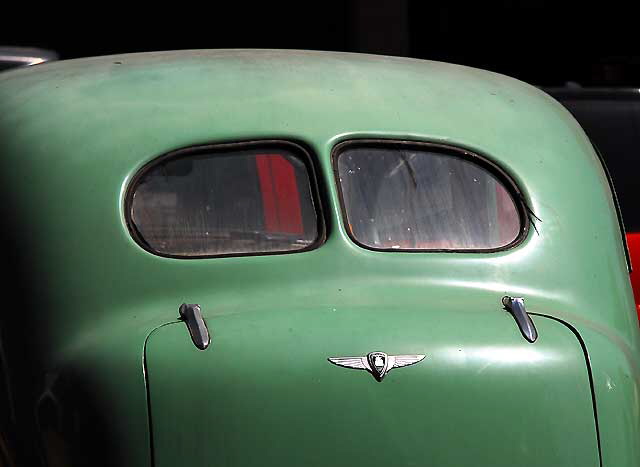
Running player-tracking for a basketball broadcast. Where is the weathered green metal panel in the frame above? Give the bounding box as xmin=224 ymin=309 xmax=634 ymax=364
xmin=0 ymin=50 xmax=637 ymax=466
xmin=148 ymin=310 xmax=599 ymax=466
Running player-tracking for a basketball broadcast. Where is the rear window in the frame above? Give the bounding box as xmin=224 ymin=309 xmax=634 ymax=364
xmin=127 ymin=142 xmax=322 ymax=258
xmin=334 ymin=142 xmax=524 ymax=251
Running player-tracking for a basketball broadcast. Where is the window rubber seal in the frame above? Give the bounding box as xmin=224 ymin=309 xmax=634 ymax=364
xmin=331 ymin=138 xmax=531 ymax=254
xmin=124 ymin=139 xmax=327 ymax=260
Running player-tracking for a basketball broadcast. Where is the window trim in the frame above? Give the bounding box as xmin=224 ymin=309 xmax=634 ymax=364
xmin=331 ymin=139 xmax=530 ymax=253
xmin=124 ymin=139 xmax=326 ymax=259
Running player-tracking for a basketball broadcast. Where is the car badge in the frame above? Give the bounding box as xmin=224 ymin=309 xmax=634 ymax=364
xmin=328 ymin=351 xmax=426 ymax=382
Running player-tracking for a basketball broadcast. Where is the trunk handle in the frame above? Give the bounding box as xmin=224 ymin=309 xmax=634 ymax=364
xmin=178 ymin=303 xmax=211 ymax=350
xmin=502 ymin=296 xmax=538 ymax=343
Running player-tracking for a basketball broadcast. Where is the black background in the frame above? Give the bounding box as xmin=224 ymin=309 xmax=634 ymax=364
xmin=3 ymin=1 xmax=640 ymax=86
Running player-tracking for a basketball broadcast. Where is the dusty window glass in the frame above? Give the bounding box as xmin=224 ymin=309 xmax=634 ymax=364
xmin=336 ymin=145 xmax=522 ymax=251
xmin=129 ymin=146 xmax=320 ymax=257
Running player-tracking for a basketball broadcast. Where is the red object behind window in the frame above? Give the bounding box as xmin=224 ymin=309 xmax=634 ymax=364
xmin=626 ymin=232 xmax=640 ymax=321
xmin=255 ymin=154 xmax=304 ymax=235
xmin=496 ymin=183 xmax=515 ymax=244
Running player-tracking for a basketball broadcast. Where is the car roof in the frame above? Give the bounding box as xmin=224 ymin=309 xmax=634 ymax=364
xmin=0 ymin=48 xmax=585 ymax=170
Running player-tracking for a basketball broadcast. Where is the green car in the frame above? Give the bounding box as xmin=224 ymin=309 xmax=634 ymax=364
xmin=0 ymin=50 xmax=638 ymax=467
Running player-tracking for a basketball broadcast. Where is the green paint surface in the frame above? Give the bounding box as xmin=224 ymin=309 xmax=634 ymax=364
xmin=148 ymin=310 xmax=599 ymax=467
xmin=0 ymin=50 xmax=638 ymax=466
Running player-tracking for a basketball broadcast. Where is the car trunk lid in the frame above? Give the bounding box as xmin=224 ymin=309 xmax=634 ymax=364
xmin=145 ymin=305 xmax=599 ymax=467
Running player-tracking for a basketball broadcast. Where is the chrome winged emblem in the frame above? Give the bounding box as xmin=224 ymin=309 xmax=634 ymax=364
xmin=328 ymin=351 xmax=426 ymax=382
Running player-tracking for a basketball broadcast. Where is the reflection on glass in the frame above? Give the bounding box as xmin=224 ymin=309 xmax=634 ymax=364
xmin=337 ymin=146 xmax=521 ymax=250
xmin=131 ymin=148 xmax=318 ymax=256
